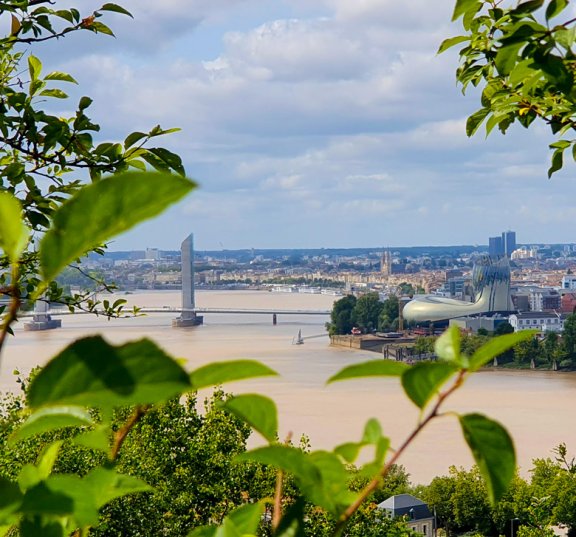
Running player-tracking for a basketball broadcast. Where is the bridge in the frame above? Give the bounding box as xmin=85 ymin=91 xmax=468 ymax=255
xmin=142 ymin=308 xmax=330 ymax=316
xmin=22 ymin=233 xmax=334 ymax=330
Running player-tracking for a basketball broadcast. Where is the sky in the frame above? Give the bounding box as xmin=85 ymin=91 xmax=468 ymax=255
xmin=25 ymin=0 xmax=576 ymax=250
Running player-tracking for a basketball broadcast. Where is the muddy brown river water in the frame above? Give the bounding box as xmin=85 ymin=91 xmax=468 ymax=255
xmin=2 ymin=290 xmax=575 ymax=484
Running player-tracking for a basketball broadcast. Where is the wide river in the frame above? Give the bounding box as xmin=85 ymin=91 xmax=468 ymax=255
xmin=1 ymin=290 xmax=575 ymax=484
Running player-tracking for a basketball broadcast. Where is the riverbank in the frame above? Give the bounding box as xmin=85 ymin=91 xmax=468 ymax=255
xmin=330 ymin=334 xmax=575 ymax=372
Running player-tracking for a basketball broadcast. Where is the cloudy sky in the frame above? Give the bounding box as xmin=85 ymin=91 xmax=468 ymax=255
xmin=30 ymin=1 xmax=576 ymax=250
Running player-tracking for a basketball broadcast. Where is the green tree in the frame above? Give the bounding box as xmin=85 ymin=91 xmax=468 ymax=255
xmin=513 ymin=337 xmax=540 ymax=365
xmin=542 ymin=332 xmax=559 ymax=365
xmin=413 ymin=336 xmax=436 ymax=356
xmin=424 ymin=466 xmax=493 ymax=535
xmin=530 ymin=446 xmax=576 ymax=535
xmin=378 ymin=295 xmax=400 ymax=332
xmin=327 ymin=294 xmax=357 ymax=335
xmin=563 ymin=314 xmax=576 ymax=360
xmin=444 ymin=0 xmax=576 ymax=177
xmin=352 ymin=292 xmax=383 ymax=333
xmin=495 ymin=322 xmax=515 ymax=336
xmin=0 ymin=388 xmax=272 ymax=537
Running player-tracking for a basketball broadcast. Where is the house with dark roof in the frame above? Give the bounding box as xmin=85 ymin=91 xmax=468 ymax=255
xmin=377 ymin=494 xmax=435 ymax=536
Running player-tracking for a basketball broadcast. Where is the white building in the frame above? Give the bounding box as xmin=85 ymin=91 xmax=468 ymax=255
xmin=509 ymin=312 xmax=564 ymax=332
xmin=561 ymin=275 xmax=576 ymax=290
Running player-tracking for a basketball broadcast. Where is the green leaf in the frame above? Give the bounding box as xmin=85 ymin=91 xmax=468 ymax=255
xmin=555 ymin=27 xmax=576 ymax=50
xmin=495 ymin=43 xmax=523 ymax=76
xmin=362 ymin=418 xmax=383 ymax=444
xmin=82 ymin=467 xmax=152 ymax=509
xmin=90 ymin=21 xmax=115 ymax=36
xmin=20 ymin=481 xmax=75 ymax=517
xmin=188 ymin=527 xmax=216 ymax=537
xmin=27 ymin=336 xmax=191 ymax=409
xmin=19 ymin=518 xmax=64 ymax=537
xmin=148 ymin=147 xmax=186 ymax=176
xmin=99 ymin=3 xmax=133 ymax=17
xmin=546 ymin=0 xmax=569 ymax=19
xmin=466 ymin=108 xmax=490 ymax=136
xmin=12 ymin=406 xmax=94 ymax=442
xmin=222 ymin=503 xmax=264 ymax=535
xmin=334 ymin=442 xmax=363 ymax=463
xmin=238 ymin=446 xmax=321 ymax=491
xmin=124 ymin=131 xmax=147 ymax=149
xmin=548 ymin=147 xmax=564 ymax=178
xmin=307 ymin=451 xmax=357 ymax=516
xmin=78 ymin=96 xmax=92 ymax=110
xmin=459 ymin=413 xmax=515 ymax=504
xmin=274 ymin=498 xmax=306 ymax=537
xmin=511 ymin=0 xmax=544 ymax=15
xmin=0 ymin=192 xmax=29 ymax=263
xmin=452 ymin=0 xmax=480 ymax=21
xmin=0 ymin=477 xmax=22 ymax=519
xmin=73 ymin=427 xmax=110 ymax=453
xmin=39 ymin=171 xmax=195 ymax=283
xmin=44 ymin=72 xmax=78 ymax=84
xmin=189 ymin=360 xmax=277 ymax=389
xmin=434 ymin=326 xmax=461 ymax=362
xmin=327 ymin=360 xmax=408 ymax=383
xmin=437 ymin=35 xmax=469 ymax=54
xmin=39 ymin=89 xmax=68 ymax=99
xmin=401 ymin=362 xmax=458 ymax=409
xmin=221 ymin=394 xmax=277 ymax=442
xmin=28 ymin=55 xmax=42 ymax=81
xmin=469 ymin=330 xmax=538 ymax=371
xmin=36 ymin=441 xmax=63 ymax=480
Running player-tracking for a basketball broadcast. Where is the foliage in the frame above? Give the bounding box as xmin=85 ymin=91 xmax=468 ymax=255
xmin=326 ymin=294 xmax=357 ymax=335
xmin=0 ymin=0 xmax=187 ymax=318
xmin=495 ymin=322 xmax=515 ymax=336
xmin=0 ymin=390 xmax=269 ymax=536
xmin=413 ymin=336 xmax=436 ymax=356
xmin=562 ymin=313 xmax=576 ymax=358
xmin=378 ymin=295 xmax=400 ymax=332
xmin=352 ymin=292 xmax=384 ymax=333
xmin=0 ymin=2 xmax=552 ymax=535
xmin=445 ymin=0 xmax=576 ymax=177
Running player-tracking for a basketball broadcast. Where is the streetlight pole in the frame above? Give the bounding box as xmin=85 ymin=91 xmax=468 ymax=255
xmin=511 ymin=517 xmax=519 ymax=537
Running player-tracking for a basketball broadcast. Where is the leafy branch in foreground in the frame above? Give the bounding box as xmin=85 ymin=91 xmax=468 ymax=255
xmin=190 ymin=326 xmax=534 ymax=537
xmin=443 ymin=0 xmax=576 ymax=177
xmin=0 ymin=0 xmax=188 ymax=319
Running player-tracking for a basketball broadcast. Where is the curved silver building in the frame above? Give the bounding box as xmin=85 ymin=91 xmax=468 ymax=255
xmin=403 ymin=256 xmax=512 ymax=323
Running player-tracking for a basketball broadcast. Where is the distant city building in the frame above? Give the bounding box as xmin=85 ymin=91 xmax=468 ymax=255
xmin=528 ymin=288 xmax=561 ymax=312
xmin=488 ymin=230 xmax=516 ymax=258
xmin=145 ymin=248 xmax=160 ymax=261
xmin=403 ymin=256 xmax=512 ymax=323
xmin=489 ymin=236 xmax=504 ymax=257
xmin=377 ymin=494 xmax=435 ymax=536
xmin=561 ymin=292 xmax=576 ymax=313
xmin=561 ymin=275 xmax=576 ymax=290
xmin=381 ymin=250 xmax=392 ymax=277
xmin=509 ymin=312 xmax=564 ymax=332
xmin=502 ymin=230 xmax=516 ymax=257
xmin=511 ymin=246 xmax=537 ymax=260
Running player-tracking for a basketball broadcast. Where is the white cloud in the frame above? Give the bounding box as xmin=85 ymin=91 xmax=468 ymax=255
xmin=32 ymin=0 xmax=576 ymax=249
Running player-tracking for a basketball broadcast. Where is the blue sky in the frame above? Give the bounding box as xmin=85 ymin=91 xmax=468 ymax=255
xmin=35 ymin=1 xmax=576 ymax=250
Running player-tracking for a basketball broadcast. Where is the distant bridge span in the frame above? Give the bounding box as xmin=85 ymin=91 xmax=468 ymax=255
xmin=143 ymin=307 xmax=331 ymax=316
xmin=19 ymin=307 xmax=331 ymax=318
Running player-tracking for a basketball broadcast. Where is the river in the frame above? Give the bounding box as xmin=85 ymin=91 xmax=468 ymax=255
xmin=1 ymin=289 xmax=575 ymax=484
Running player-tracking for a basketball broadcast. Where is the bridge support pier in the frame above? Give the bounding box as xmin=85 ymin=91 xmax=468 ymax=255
xmin=24 ymin=301 xmax=61 ymax=331
xmin=172 ymin=314 xmax=204 ymax=328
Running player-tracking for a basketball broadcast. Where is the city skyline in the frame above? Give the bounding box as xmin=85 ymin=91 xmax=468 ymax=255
xmin=35 ymin=1 xmax=576 ymax=250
